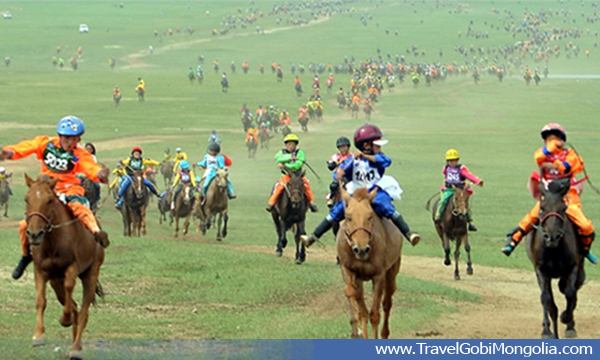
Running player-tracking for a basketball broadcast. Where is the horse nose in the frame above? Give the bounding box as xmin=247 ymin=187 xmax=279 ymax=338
xmin=352 ymin=246 xmax=360 ymax=255
xmin=27 ymin=229 xmax=45 ymax=244
xmin=364 ymin=245 xmax=371 ymax=254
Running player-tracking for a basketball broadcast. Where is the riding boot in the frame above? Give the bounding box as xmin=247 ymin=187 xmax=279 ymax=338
xmin=391 ymin=212 xmax=420 ymax=246
xmin=581 ymin=232 xmax=598 ymax=265
xmin=12 ymin=253 xmax=33 ymax=280
xmin=68 ymin=201 xmax=110 ymax=248
xmin=467 ymin=209 xmax=477 ymax=231
xmin=501 ymin=227 xmax=526 ymax=256
xmin=309 ymin=203 xmax=319 ymax=213
xmin=300 ymin=218 xmax=333 ymax=248
xmin=115 ymin=196 xmax=123 ymax=209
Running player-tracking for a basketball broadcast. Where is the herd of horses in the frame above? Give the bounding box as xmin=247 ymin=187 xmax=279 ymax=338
xmin=12 ymin=166 xmax=589 ymax=357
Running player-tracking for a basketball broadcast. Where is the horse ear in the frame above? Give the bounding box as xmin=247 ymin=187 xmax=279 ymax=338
xmin=24 ymin=173 xmax=34 ymax=188
xmin=368 ymin=187 xmax=378 ymax=203
xmin=49 ymin=177 xmax=60 ymax=189
xmin=341 ymin=187 xmax=351 ymax=203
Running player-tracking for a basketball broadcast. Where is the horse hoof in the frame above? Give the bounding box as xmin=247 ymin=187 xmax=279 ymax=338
xmin=444 ymin=259 xmax=451 ymax=266
xmin=541 ymin=333 xmax=554 ymax=339
xmin=454 ymin=274 xmax=461 ymax=281
xmin=564 ymin=329 xmax=578 ymax=338
xmin=60 ymin=315 xmax=73 ymax=327
xmin=216 ymin=237 xmax=222 ymax=242
xmin=467 ymin=268 xmax=473 ymax=275
xmin=275 ymin=250 xmax=283 ymax=257
xmin=295 ymin=258 xmax=302 ymax=265
xmin=69 ymin=350 xmax=83 ymax=360
xmin=32 ymin=338 xmax=45 ymax=347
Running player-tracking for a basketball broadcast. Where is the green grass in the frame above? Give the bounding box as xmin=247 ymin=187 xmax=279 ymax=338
xmin=1 ymin=0 xmax=600 ymax=353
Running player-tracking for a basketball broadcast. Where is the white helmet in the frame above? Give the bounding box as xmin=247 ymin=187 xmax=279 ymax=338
xmin=0 ymin=167 xmax=5 ymax=173
xmin=176 ymin=147 xmax=182 ymax=152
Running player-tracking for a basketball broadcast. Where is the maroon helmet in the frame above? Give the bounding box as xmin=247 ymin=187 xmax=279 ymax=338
xmin=354 ymin=124 xmax=383 ymax=150
xmin=540 ymin=123 xmax=566 ymax=141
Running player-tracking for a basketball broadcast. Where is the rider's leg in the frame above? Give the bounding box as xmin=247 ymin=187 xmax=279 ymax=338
xmin=68 ymin=200 xmax=110 ymax=248
xmin=171 ymin=184 xmax=182 ymax=210
xmin=302 ymin=177 xmax=318 ymax=212
xmin=12 ymin=220 xmax=32 ymax=280
xmin=565 ymin=203 xmax=598 ymax=264
xmin=372 ymin=190 xmax=420 ymax=246
xmin=502 ymin=202 xmax=539 ymax=256
xmin=301 ymin=202 xmax=344 ymax=247
xmin=266 ymin=175 xmax=289 ymax=212
xmin=115 ymin=176 xmax=131 ymax=208
xmin=434 ymin=189 xmax=454 ymax=222
xmin=327 ymin=181 xmax=339 ymax=208
xmin=143 ymin=178 xmax=160 ymax=197
xmin=226 ymin=179 xmax=236 ymax=199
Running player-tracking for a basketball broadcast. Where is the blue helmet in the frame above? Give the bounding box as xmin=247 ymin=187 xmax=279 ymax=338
xmin=179 ymin=160 xmax=190 ymax=170
xmin=57 ymin=116 xmax=85 ymax=136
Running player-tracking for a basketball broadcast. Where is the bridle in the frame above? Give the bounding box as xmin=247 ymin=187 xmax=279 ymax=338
xmin=344 ymin=226 xmax=373 ymax=249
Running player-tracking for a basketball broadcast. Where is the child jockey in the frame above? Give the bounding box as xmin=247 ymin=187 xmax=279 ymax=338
xmin=326 ymin=136 xmax=352 ymax=208
xmin=172 ymin=147 xmax=188 ymax=173
xmin=502 ymin=123 xmax=597 ymax=264
xmin=435 ymin=148 xmax=484 ymax=231
xmin=163 ymin=147 xmax=172 ymax=162
xmin=266 ymin=134 xmax=318 ymax=213
xmin=115 ymin=147 xmax=161 ymax=209
xmin=0 ymin=166 xmax=13 ymax=195
xmin=208 ymin=129 xmax=220 ymax=144
xmin=197 ymin=142 xmax=236 ymax=200
xmin=170 ymin=160 xmax=197 ymax=210
xmin=109 ymin=163 xmax=126 ymax=191
xmin=301 ymin=124 xmax=421 ymax=247
xmin=0 ymin=116 xmax=110 ymax=280
xmin=246 ymin=124 xmax=258 ymax=144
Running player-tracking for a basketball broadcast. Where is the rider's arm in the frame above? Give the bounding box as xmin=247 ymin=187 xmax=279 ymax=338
xmin=121 ymin=158 xmax=131 ymax=167
xmin=75 ymin=148 xmax=106 ymax=183
xmin=2 ymin=135 xmax=49 ymax=160
xmin=143 ymin=159 xmax=161 ymax=167
xmin=459 ymin=165 xmax=483 ymax=185
xmin=189 ymin=171 xmax=197 ymax=187
xmin=284 ymin=150 xmax=304 ymax=172
xmin=369 ymin=153 xmax=391 ymax=168
xmin=197 ymin=155 xmax=208 ymax=168
xmin=274 ymin=150 xmax=292 ymax=164
xmin=171 ymin=173 xmax=180 ymax=188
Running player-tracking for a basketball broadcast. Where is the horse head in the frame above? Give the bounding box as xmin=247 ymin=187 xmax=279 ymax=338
xmin=24 ymin=174 xmax=59 ymax=246
xmin=215 ymin=168 xmax=228 ymax=194
xmin=342 ymin=187 xmax=377 ymax=260
xmin=538 ymin=178 xmax=570 ymax=248
xmin=451 ymin=184 xmax=470 ymax=219
xmin=287 ymin=170 xmax=305 ymax=210
xmin=182 ymin=182 xmax=193 ymax=205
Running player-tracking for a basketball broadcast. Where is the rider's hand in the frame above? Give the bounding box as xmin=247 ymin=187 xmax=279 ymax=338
xmin=0 ymin=149 xmax=13 ymax=161
xmin=352 ymin=150 xmax=363 ymax=159
xmin=478 ymin=179 xmax=484 ymax=187
xmin=542 ymin=162 xmax=558 ymax=171
xmin=98 ymin=166 xmax=110 ymax=181
xmin=278 ymin=163 xmax=285 ymax=169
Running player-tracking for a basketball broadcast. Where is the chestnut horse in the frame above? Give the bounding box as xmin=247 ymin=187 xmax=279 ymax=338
xmin=338 ymin=187 xmax=402 ymax=339
xmin=24 ymin=174 xmax=106 ymax=360
xmin=526 ymin=178 xmax=585 ymax=339
xmin=0 ymin=179 xmax=11 ymax=217
xmin=430 ymin=184 xmax=473 ymax=280
xmin=271 ymin=170 xmax=307 ymax=264
xmin=160 ymin=160 xmax=174 ymax=188
xmin=195 ymin=168 xmax=229 ymax=241
xmin=121 ymin=167 xmax=148 ymax=236
xmin=171 ymin=182 xmax=194 ymax=237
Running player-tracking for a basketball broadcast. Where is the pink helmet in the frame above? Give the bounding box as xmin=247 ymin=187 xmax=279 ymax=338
xmin=540 ymin=123 xmax=566 ymax=141
xmin=354 ymin=124 xmax=383 ymax=150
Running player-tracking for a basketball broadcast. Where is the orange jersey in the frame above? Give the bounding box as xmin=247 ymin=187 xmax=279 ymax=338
xmin=534 ymin=140 xmax=583 ymax=179
xmin=4 ymin=136 xmax=104 ymax=196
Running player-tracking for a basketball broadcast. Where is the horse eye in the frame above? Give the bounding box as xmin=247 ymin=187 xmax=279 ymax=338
xmin=47 ymin=199 xmax=53 ymax=205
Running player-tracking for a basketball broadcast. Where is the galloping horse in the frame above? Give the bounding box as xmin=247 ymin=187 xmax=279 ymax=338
xmin=171 ymin=182 xmax=194 ymax=238
xmin=81 ymin=177 xmax=99 ymax=214
xmin=195 ymin=168 xmax=229 ymax=241
xmin=298 ymin=114 xmax=309 ymax=132
xmin=158 ymin=189 xmax=172 ymax=225
xmin=295 ymin=83 xmax=303 ymax=97
xmin=161 ymin=160 xmax=174 ymax=188
xmin=259 ymin=126 xmax=270 ymax=149
xmin=23 ymin=174 xmax=106 ymax=360
xmin=351 ymin=102 xmax=359 ymax=119
xmin=526 ymin=177 xmax=586 ymax=339
xmin=338 ymin=187 xmax=402 ymax=339
xmin=0 ymin=179 xmax=11 ymax=217
xmin=113 ymin=92 xmax=122 ymax=107
xmin=315 ymin=104 xmax=324 ymax=122
xmin=221 ymin=77 xmax=229 ymax=92
xmin=121 ymin=167 xmax=148 ymax=236
xmin=136 ymin=87 xmax=145 ymax=102
xmin=271 ymin=170 xmax=308 ymax=264
xmin=246 ymin=137 xmax=257 ymax=159
xmin=430 ymin=184 xmax=473 ymax=280
xmin=337 ymin=93 xmax=347 ymax=108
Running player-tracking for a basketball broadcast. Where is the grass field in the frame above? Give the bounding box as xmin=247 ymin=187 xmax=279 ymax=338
xmin=1 ymin=0 xmax=600 ymax=357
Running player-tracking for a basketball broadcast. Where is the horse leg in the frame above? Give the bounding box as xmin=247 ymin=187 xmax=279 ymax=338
xmin=381 ymin=259 xmax=400 ymax=339
xmin=560 ymin=267 xmax=580 ymax=338
xmin=216 ymin=212 xmax=222 ymax=241
xmin=294 ymin=225 xmax=302 ymax=265
xmin=60 ymin=264 xmax=80 ymax=329
xmin=354 ymin=280 xmax=370 ymax=339
xmin=464 ymin=235 xmax=473 ymax=275
xmin=141 ymin=205 xmax=147 ymax=235
xmin=536 ymin=269 xmax=558 ymax=339
xmin=341 ymin=266 xmax=361 ymax=339
xmin=275 ymin=218 xmax=287 ymax=257
xmin=454 ymin=237 xmax=462 ymax=280
xmin=442 ymin=233 xmax=451 ymax=266
xmin=32 ymin=270 xmax=48 ymax=346
xmin=222 ymin=211 xmax=228 ymax=238
xmin=174 ymin=215 xmax=179 ymax=238
xmin=70 ymin=260 xmax=102 ymax=359
xmin=369 ymin=275 xmax=385 ymax=339
xmin=183 ymin=213 xmax=190 ymax=236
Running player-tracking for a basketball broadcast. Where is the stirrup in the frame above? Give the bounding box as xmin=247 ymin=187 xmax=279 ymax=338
xmin=12 ymin=254 xmax=33 ymax=280
xmin=586 ymin=252 xmax=599 ymax=265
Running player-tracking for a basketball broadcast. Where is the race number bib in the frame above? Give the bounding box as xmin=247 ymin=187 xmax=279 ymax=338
xmin=43 ymin=143 xmax=75 ymax=174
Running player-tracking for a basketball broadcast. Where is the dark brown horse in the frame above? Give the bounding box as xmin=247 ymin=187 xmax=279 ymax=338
xmin=271 ymin=170 xmax=307 ymax=264
xmin=81 ymin=178 xmax=99 ymax=214
xmin=259 ymin=126 xmax=270 ymax=149
xmin=430 ymin=184 xmax=473 ymax=280
xmin=172 ymin=182 xmax=194 ymax=238
xmin=23 ymin=174 xmax=106 ymax=360
xmin=160 ymin=160 xmax=174 ymax=188
xmin=121 ymin=168 xmax=148 ymax=236
xmin=158 ymin=189 xmax=173 ymax=225
xmin=338 ymin=187 xmax=402 ymax=339
xmin=246 ymin=137 xmax=257 ymax=159
xmin=0 ymin=179 xmax=11 ymax=217
xmin=526 ymin=178 xmax=585 ymax=339
xmin=195 ymin=168 xmax=229 ymax=241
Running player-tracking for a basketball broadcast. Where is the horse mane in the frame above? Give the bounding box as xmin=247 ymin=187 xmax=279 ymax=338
xmin=352 ymin=187 xmax=369 ymax=202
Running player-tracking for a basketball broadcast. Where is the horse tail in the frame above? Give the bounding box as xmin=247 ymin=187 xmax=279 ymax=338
xmin=425 ymin=191 xmax=439 ymax=211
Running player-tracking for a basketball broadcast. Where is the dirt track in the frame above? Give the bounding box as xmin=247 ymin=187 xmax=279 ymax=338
xmin=228 ymin=244 xmax=600 ymax=339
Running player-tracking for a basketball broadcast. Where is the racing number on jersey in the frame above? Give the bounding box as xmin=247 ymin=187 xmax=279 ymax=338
xmin=447 ymin=172 xmax=461 ymax=182
xmin=44 ymin=152 xmax=69 ymax=172
xmin=355 ymin=169 xmax=376 ymax=182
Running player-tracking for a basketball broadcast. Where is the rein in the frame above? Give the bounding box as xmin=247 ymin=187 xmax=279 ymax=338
xmin=26 ymin=210 xmax=84 ymax=231
xmin=344 ymin=226 xmax=373 ymax=248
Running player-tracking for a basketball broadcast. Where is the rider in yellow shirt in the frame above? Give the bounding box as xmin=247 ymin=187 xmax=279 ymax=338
xmin=172 ymin=147 xmax=188 ymax=172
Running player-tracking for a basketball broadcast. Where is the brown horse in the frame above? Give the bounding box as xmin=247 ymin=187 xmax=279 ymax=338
xmin=160 ymin=160 xmax=174 ymax=188
xmin=430 ymin=185 xmax=473 ymax=280
xmin=158 ymin=189 xmax=173 ymax=225
xmin=259 ymin=126 xmax=270 ymax=149
xmin=121 ymin=168 xmax=148 ymax=236
xmin=526 ymin=178 xmax=585 ymax=339
xmin=81 ymin=177 xmax=99 ymax=214
xmin=195 ymin=168 xmax=229 ymax=241
xmin=23 ymin=174 xmax=106 ymax=360
xmin=338 ymin=187 xmax=402 ymax=339
xmin=171 ymin=182 xmax=194 ymax=237
xmin=0 ymin=179 xmax=11 ymax=217
xmin=351 ymin=102 xmax=359 ymax=118
xmin=271 ymin=170 xmax=307 ymax=264
xmin=246 ymin=137 xmax=257 ymax=159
